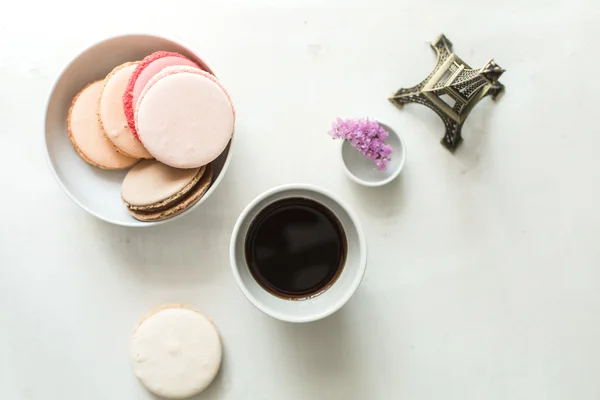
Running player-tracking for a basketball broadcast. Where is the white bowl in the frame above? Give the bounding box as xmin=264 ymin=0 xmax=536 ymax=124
xmin=230 ymin=184 xmax=367 ymax=323
xmin=44 ymin=34 xmax=234 ymax=227
xmin=340 ymin=122 xmax=405 ymax=187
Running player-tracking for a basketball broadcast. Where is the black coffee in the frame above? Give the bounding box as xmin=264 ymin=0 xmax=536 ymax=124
xmin=245 ymin=197 xmax=347 ymax=299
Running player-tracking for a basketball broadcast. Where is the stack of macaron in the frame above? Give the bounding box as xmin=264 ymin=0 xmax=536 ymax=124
xmin=67 ymin=51 xmax=235 ymax=222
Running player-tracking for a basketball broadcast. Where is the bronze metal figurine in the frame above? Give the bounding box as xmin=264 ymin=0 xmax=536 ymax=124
xmin=389 ymin=35 xmax=505 ymax=150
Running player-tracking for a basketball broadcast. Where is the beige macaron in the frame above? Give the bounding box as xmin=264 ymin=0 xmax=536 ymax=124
xmin=121 ymin=160 xmax=213 ymax=222
xmin=98 ymin=62 xmax=153 ymax=159
xmin=68 ymin=81 xmax=138 ymax=170
xmin=131 ymin=304 xmax=222 ymax=399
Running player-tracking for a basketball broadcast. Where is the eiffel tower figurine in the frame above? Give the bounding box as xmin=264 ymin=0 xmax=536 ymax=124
xmin=389 ymin=34 xmax=505 ymax=151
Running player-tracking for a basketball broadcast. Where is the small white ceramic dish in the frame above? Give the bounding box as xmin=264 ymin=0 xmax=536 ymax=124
xmin=340 ymin=122 xmax=405 ymax=187
xmin=230 ymin=184 xmax=367 ymax=323
xmin=44 ymin=34 xmax=233 ymax=227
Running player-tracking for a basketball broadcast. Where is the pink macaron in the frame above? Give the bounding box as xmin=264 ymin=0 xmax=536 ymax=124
xmin=123 ymin=51 xmax=204 ymax=140
xmin=135 ymin=65 xmax=235 ymax=169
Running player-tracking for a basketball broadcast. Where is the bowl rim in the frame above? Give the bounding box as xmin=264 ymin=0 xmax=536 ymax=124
xmin=43 ymin=33 xmax=234 ymax=227
xmin=229 ymin=183 xmax=368 ymax=323
xmin=339 ymin=121 xmax=406 ymax=187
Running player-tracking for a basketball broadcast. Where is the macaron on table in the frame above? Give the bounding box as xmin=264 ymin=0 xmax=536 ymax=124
xmin=131 ymin=304 xmax=222 ymax=398
xmin=4 ymin=2 xmax=600 ymax=400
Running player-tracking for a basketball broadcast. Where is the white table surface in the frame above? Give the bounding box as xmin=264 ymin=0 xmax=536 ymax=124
xmin=2 ymin=0 xmax=600 ymax=399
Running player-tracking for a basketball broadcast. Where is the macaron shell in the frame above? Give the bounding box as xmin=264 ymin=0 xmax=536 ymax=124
xmin=98 ymin=62 xmax=153 ymax=159
xmin=133 ymin=55 xmax=200 ymax=111
xmin=123 ymin=51 xmax=201 ymax=140
xmin=122 ymin=160 xmax=206 ymax=211
xmin=121 ymin=159 xmax=201 ymax=206
xmin=131 ymin=304 xmax=222 ymax=398
xmin=68 ymin=81 xmax=138 ymax=170
xmin=128 ymin=164 xmax=213 ymax=222
xmin=136 ymin=66 xmax=234 ymax=169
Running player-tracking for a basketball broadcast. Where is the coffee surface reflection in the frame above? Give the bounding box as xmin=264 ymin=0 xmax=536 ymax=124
xmin=244 ymin=197 xmax=347 ymax=299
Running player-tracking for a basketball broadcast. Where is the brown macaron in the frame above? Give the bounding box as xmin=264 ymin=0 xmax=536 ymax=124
xmin=121 ymin=160 xmax=213 ymax=222
xmin=68 ymin=81 xmax=138 ymax=170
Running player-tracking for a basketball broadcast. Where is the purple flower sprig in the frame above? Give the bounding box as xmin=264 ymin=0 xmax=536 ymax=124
xmin=328 ymin=117 xmax=393 ymax=171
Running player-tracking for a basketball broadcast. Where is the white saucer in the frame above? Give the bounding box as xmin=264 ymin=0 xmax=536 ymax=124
xmin=340 ymin=122 xmax=406 ymax=187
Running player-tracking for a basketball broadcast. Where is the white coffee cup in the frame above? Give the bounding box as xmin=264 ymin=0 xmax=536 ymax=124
xmin=230 ymin=184 xmax=367 ymax=323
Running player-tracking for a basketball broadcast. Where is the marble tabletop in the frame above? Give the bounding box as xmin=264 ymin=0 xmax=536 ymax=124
xmin=2 ymin=0 xmax=600 ymax=399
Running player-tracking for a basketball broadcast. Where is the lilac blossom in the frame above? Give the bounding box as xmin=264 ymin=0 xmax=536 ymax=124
xmin=328 ymin=118 xmax=393 ymax=171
